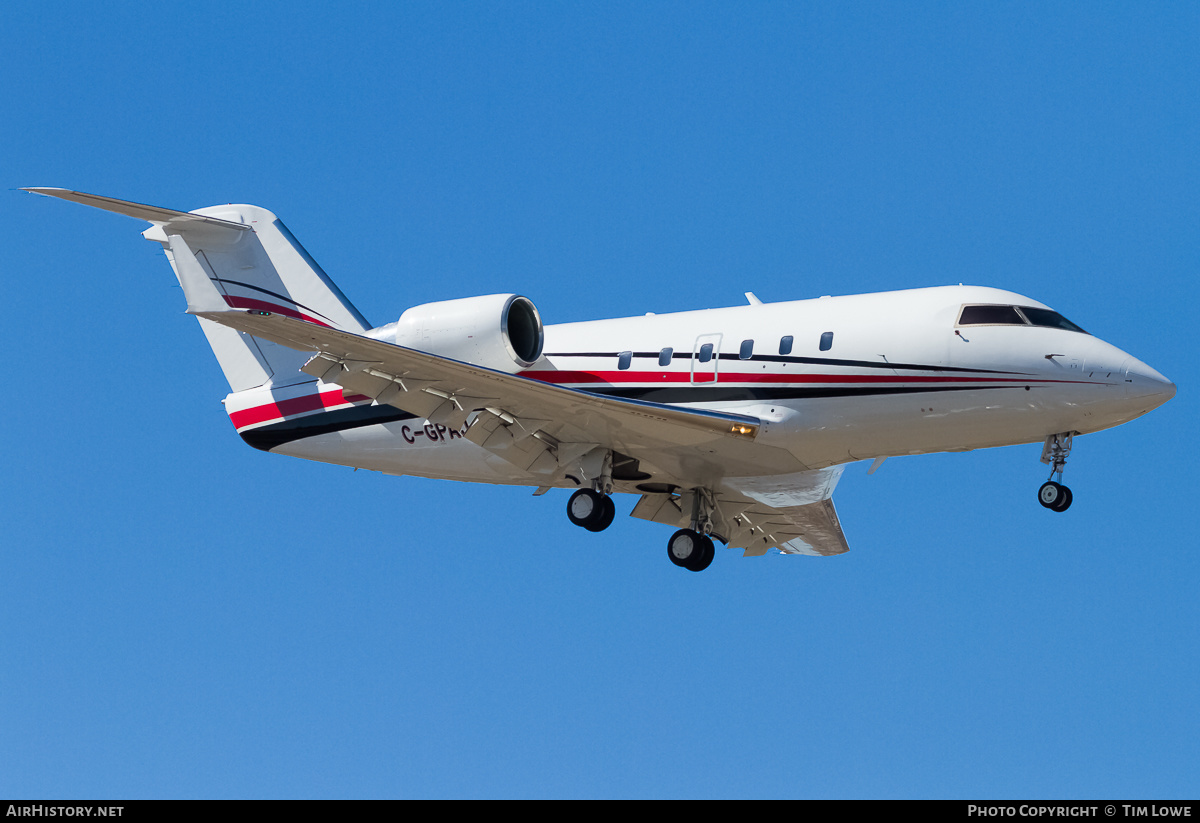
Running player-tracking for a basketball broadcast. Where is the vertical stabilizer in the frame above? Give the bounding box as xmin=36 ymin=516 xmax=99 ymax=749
xmin=24 ymin=189 xmax=369 ymax=392
xmin=144 ymin=203 xmax=370 ymax=391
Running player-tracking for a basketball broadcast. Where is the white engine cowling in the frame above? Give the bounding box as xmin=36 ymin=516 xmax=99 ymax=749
xmin=372 ymin=294 xmax=544 ymax=372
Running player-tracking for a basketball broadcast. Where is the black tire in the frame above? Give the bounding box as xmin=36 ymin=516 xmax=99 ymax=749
xmin=585 ymin=494 xmax=616 ymax=533
xmin=688 ymin=535 xmax=715 ymax=572
xmin=667 ymin=529 xmax=714 ymax=571
xmin=1054 ymin=485 xmax=1073 ymax=512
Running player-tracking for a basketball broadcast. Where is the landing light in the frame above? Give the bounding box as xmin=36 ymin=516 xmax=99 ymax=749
xmin=729 ymin=423 xmax=758 ymax=438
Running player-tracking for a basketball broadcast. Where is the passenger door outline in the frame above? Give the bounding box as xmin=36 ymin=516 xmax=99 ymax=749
xmin=691 ymin=333 xmax=722 ymax=384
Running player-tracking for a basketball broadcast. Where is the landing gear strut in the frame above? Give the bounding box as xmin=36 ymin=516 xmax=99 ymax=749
xmin=1038 ymin=432 xmax=1074 ymax=512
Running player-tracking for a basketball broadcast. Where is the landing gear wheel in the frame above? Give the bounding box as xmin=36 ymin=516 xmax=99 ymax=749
xmin=1060 ymin=485 xmax=1073 ymax=511
xmin=692 ymin=534 xmax=715 ymax=571
xmin=667 ymin=529 xmax=698 ymax=569
xmin=567 ymin=489 xmax=600 ymax=528
xmin=667 ymin=529 xmax=715 ymax=572
xmin=567 ymin=489 xmax=614 ymax=531
xmin=1038 ymin=481 xmax=1073 ymax=512
xmin=586 ymin=495 xmax=616 ymax=533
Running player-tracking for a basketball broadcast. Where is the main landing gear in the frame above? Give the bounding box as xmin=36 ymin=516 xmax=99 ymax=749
xmin=565 ymin=481 xmax=721 ymax=573
xmin=1038 ymin=432 xmax=1074 ymax=513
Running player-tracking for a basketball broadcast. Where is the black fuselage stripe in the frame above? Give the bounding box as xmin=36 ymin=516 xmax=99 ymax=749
xmin=581 ymin=384 xmax=1015 ymax=404
xmin=239 ymin=383 xmax=1019 ymax=450
xmin=240 ymin=404 xmax=417 ymax=451
xmin=542 ymin=351 xmax=1022 ymax=375
xmin=213 ymin=278 xmax=336 ymax=324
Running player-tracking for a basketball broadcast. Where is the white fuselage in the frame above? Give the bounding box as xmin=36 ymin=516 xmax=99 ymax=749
xmin=226 ymin=285 xmax=1174 ymax=493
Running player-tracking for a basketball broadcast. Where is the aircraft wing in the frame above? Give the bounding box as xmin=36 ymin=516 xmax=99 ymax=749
xmin=752 ymin=499 xmax=848 ymax=557
xmin=193 ymin=306 xmax=849 ymax=556
xmin=193 ymin=306 xmax=812 ymax=489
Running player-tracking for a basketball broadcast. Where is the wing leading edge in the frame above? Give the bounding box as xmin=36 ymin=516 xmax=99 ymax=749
xmin=197 ymin=307 xmax=797 ymax=466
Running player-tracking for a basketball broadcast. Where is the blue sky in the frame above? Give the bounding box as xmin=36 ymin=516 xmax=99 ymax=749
xmin=2 ymin=3 xmax=1196 ymax=799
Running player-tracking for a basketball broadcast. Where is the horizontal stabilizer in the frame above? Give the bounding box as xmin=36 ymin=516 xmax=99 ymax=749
xmin=22 ymin=188 xmax=250 ymax=233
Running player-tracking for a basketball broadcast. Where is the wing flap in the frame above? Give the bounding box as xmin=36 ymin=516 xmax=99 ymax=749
xmin=630 ymin=465 xmax=850 ymax=557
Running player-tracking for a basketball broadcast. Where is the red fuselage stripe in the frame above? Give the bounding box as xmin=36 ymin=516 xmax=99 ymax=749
xmin=518 ymin=369 xmax=1098 ymax=386
xmin=229 ymin=372 xmax=1107 ymax=430
xmin=229 ymin=389 xmax=371 ymax=429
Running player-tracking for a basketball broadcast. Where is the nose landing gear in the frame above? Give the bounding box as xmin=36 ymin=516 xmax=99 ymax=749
xmin=1038 ymin=432 xmax=1075 ymax=512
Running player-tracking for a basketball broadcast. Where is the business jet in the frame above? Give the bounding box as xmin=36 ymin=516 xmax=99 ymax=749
xmin=24 ymin=188 xmax=1176 ymax=571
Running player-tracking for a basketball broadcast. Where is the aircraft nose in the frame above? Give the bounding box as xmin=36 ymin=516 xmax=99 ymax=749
xmin=1122 ymin=357 xmax=1176 ymax=408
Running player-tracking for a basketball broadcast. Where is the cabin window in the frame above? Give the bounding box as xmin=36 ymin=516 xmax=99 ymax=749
xmin=618 ymin=351 xmax=632 ymax=370
xmin=658 ymin=347 xmax=673 ymax=366
xmin=819 ymin=331 xmax=834 ymax=352
xmin=739 ymin=339 xmax=754 ymax=360
xmin=698 ymin=343 xmax=714 ymax=363
xmin=959 ymin=305 xmax=1026 ymax=326
xmin=779 ymin=336 xmax=793 ymax=355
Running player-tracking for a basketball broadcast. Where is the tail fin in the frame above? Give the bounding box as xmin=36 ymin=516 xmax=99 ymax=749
xmin=24 ymin=188 xmax=369 ymax=392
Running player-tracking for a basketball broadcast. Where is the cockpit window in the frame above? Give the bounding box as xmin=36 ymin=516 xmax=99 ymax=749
xmin=1017 ymin=307 xmax=1087 ymax=334
xmin=957 ymin=304 xmax=1088 ymax=334
xmin=958 ymin=305 xmax=1026 ymax=326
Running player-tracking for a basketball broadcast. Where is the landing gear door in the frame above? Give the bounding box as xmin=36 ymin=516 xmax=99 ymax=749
xmin=692 ymin=334 xmax=722 ymax=384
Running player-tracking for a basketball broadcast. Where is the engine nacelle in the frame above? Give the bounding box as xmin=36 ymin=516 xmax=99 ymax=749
xmin=372 ymin=294 xmax=544 ymax=372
